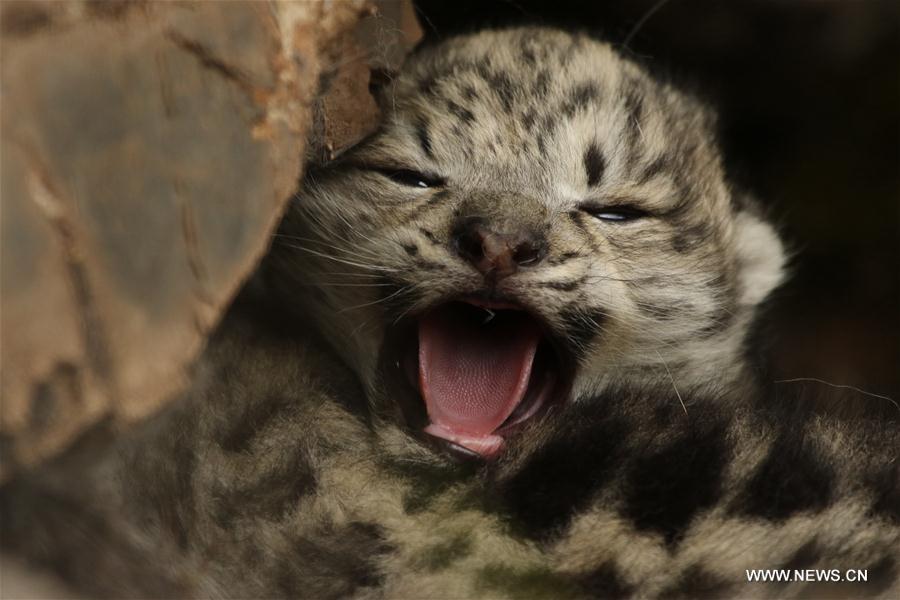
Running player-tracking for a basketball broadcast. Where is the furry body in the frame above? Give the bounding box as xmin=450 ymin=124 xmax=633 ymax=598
xmin=2 ymin=27 xmax=898 ymax=599
xmin=3 ymin=304 xmax=897 ymax=598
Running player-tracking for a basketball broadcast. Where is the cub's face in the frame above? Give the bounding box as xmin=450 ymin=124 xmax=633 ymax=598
xmin=270 ymin=28 xmax=784 ymax=458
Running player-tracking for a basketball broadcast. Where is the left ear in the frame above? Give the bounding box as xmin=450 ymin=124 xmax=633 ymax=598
xmin=732 ymin=203 xmax=787 ymax=307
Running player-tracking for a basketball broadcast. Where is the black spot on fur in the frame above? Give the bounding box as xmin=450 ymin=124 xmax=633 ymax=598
xmin=522 ymin=45 xmax=537 ymax=65
xmin=418 ymin=227 xmax=440 ymax=245
xmin=210 ymin=441 xmax=317 ymax=528
xmin=638 ymin=154 xmax=672 ymax=183
xmin=660 ymin=565 xmax=730 ymax=599
xmin=476 ymin=564 xmax=582 ymax=599
xmin=415 ymin=259 xmax=446 ymax=271
xmin=735 ymin=431 xmax=835 ymax=521
xmin=522 ymin=108 xmax=538 ymax=131
xmin=414 ymin=534 xmax=473 ymax=572
xmin=416 ymin=119 xmax=434 ymax=159
xmin=554 ymin=251 xmax=583 ymax=262
xmin=398 ymin=197 xmax=439 ymax=227
xmin=623 ymin=423 xmax=729 ymax=546
xmin=461 ymin=84 xmax=478 ymax=101
xmin=671 ymin=222 xmax=712 ymax=253
xmin=547 ymin=254 xmax=577 ymax=266
xmin=447 ymin=100 xmax=475 ymax=124
xmin=538 ymin=112 xmax=558 ymax=137
xmin=583 ymin=144 xmax=605 ymax=188
xmin=572 ymin=562 xmax=632 ymax=599
xmin=562 ymin=82 xmax=600 ymax=117
xmin=574 ymin=82 xmax=600 ymax=105
xmin=430 ymin=189 xmax=450 ymax=204
xmin=402 ymin=244 xmax=418 ymax=256
xmin=219 ymin=396 xmax=286 ymax=454
xmin=383 ymin=457 xmax=473 ymax=514
xmin=661 ymin=195 xmax=693 ymax=221
xmin=533 ymin=70 xmax=550 ymax=96
xmin=496 ymin=412 xmax=628 ymax=541
xmin=567 ymin=210 xmax=594 ymax=241
xmin=477 ymin=63 xmax=516 ymax=113
xmin=277 ymin=521 xmax=393 ymax=599
xmin=492 ymin=71 xmax=516 ymax=113
xmin=543 ymin=277 xmax=585 ymax=292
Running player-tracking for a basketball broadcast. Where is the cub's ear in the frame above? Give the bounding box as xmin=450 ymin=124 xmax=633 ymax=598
xmin=732 ymin=197 xmax=787 ymax=307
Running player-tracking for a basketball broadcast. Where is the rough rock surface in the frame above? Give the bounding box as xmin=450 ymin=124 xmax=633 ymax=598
xmin=0 ymin=0 xmax=420 ymax=482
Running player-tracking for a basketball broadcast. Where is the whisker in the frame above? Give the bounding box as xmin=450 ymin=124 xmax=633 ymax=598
xmin=339 ymin=285 xmax=412 ymax=313
xmin=278 ymin=242 xmax=399 ymax=272
xmin=288 ymin=281 xmax=398 ymax=288
xmin=775 ymin=377 xmax=899 ymax=412
xmin=656 ymin=349 xmax=688 ymax=416
xmin=274 ymin=233 xmax=386 ymax=263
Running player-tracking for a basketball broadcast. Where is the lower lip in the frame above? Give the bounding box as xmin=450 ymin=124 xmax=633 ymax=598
xmin=424 ymin=423 xmax=505 ymax=457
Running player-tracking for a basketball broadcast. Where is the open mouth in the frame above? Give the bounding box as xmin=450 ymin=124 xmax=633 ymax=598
xmin=382 ymin=298 xmax=572 ymax=459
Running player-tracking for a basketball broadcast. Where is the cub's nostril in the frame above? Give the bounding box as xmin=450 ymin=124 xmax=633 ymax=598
xmin=451 ymin=216 xmax=547 ymax=280
xmin=513 ymin=241 xmax=545 ymax=266
xmin=456 ymin=228 xmax=487 ymax=262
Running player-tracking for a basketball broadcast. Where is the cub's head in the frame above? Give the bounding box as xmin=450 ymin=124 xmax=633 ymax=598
xmin=268 ymin=27 xmax=785 ymax=458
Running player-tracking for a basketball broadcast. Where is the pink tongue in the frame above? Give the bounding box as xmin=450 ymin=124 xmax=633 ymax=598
xmin=418 ymin=307 xmax=540 ymax=436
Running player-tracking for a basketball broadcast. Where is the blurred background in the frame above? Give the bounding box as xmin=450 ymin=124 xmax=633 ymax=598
xmin=416 ymin=0 xmax=900 ymax=401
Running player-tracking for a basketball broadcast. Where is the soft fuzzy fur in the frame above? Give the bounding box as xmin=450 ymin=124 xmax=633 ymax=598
xmin=2 ymin=27 xmax=897 ymax=599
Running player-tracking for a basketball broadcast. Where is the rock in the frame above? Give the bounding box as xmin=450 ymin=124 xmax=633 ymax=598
xmin=0 ymin=0 xmax=419 ymax=481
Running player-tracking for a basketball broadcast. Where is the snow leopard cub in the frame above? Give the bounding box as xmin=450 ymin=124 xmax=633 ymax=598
xmin=3 ymin=26 xmax=897 ymax=600
xmin=269 ymin=26 xmax=786 ymax=457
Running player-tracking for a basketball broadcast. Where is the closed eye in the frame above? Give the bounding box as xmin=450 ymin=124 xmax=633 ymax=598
xmin=579 ymin=202 xmax=649 ymax=222
xmin=371 ymin=167 xmax=445 ymax=189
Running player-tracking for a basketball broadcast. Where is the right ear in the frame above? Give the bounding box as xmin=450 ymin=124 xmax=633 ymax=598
xmin=731 ymin=196 xmax=787 ymax=308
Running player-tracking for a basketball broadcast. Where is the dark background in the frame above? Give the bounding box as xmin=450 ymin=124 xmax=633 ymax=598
xmin=414 ymin=0 xmax=900 ymax=402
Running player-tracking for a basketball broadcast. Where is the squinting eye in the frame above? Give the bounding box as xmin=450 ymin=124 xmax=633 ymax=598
xmin=580 ymin=203 xmax=649 ymax=222
xmin=376 ymin=168 xmax=445 ymax=189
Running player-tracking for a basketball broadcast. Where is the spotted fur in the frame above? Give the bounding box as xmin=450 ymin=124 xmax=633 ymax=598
xmin=2 ymin=27 xmax=897 ymax=599
xmin=269 ymin=27 xmax=785 ymax=410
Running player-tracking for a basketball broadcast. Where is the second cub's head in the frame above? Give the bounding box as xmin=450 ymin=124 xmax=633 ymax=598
xmin=268 ymin=27 xmax=785 ymax=458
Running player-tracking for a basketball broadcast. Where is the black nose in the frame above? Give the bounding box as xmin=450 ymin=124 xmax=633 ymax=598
xmin=452 ymin=217 xmax=546 ymax=281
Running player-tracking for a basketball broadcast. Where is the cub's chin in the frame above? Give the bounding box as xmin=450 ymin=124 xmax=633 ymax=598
xmin=379 ymin=295 xmax=574 ymax=461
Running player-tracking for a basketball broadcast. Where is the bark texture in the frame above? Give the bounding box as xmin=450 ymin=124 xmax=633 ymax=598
xmin=0 ymin=0 xmax=420 ymax=482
